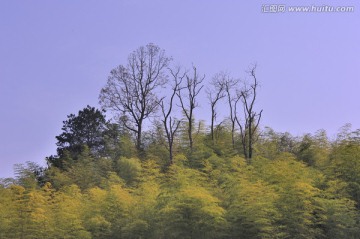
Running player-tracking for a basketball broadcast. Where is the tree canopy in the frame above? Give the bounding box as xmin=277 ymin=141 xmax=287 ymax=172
xmin=2 ymin=44 xmax=360 ymax=239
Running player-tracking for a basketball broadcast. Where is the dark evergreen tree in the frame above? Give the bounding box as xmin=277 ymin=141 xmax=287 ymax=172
xmin=47 ymin=105 xmax=108 ymax=168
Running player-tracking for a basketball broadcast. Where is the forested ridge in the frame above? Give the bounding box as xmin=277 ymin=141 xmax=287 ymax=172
xmin=1 ymin=44 xmax=360 ymax=239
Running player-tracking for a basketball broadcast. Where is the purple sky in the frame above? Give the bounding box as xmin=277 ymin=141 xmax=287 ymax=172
xmin=1 ymin=0 xmax=359 ymax=178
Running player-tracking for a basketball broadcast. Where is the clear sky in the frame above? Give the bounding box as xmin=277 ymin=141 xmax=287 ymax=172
xmin=1 ymin=0 xmax=359 ymax=178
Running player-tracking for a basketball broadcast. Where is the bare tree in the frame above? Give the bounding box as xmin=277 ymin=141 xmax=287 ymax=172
xmin=224 ymin=75 xmax=240 ymax=149
xmin=99 ymin=43 xmax=171 ymax=152
xmin=236 ymin=64 xmax=263 ymax=161
xmin=160 ymin=67 xmax=185 ymax=164
xmin=177 ymin=65 xmax=205 ymax=152
xmin=206 ymin=72 xmax=226 ymax=143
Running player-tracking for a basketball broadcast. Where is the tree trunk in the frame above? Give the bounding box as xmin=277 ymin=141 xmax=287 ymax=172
xmin=137 ymin=124 xmax=142 ymax=152
xmin=211 ymin=108 xmax=215 ymax=143
xmin=188 ymin=116 xmax=193 ymax=152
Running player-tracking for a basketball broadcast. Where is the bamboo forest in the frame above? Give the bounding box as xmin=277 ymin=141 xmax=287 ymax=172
xmin=1 ymin=44 xmax=360 ymax=239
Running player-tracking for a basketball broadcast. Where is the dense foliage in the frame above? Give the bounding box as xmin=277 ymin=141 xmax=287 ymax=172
xmin=1 ymin=118 xmax=360 ymax=238
xmin=2 ymin=45 xmax=360 ymax=238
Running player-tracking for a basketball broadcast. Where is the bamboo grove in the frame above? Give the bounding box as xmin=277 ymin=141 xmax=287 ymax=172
xmin=1 ymin=44 xmax=360 ymax=239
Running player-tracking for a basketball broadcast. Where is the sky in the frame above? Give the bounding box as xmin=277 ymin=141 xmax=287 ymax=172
xmin=1 ymin=0 xmax=359 ymax=178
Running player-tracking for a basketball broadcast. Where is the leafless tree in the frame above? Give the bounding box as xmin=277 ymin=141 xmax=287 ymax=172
xmin=224 ymin=75 xmax=240 ymax=149
xmin=235 ymin=64 xmax=263 ymax=161
xmin=160 ymin=67 xmax=185 ymax=164
xmin=177 ymin=65 xmax=205 ymax=152
xmin=99 ymin=43 xmax=171 ymax=152
xmin=206 ymin=72 xmax=226 ymax=143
